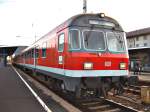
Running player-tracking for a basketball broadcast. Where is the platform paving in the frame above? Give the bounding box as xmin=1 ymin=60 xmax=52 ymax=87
xmin=0 ymin=66 xmax=46 ymax=112
xmin=130 ymin=71 xmax=150 ymax=82
xmin=138 ymin=75 xmax=150 ymax=82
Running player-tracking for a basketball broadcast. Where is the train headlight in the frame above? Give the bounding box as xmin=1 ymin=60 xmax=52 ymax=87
xmin=84 ymin=62 xmax=93 ymax=70
xmin=120 ymin=63 xmax=126 ymax=70
xmin=99 ymin=13 xmax=105 ymax=18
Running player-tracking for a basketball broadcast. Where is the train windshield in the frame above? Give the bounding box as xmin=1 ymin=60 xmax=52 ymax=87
xmin=107 ymin=32 xmax=126 ymax=52
xmin=83 ymin=31 xmax=105 ymax=51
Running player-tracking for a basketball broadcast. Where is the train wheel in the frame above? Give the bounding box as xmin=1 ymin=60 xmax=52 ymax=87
xmin=101 ymin=85 xmax=107 ymax=98
xmin=61 ymin=82 xmax=67 ymax=93
xmin=44 ymin=75 xmax=48 ymax=81
xmin=75 ymin=86 xmax=81 ymax=99
xmin=48 ymin=78 xmax=55 ymax=89
xmin=96 ymin=88 xmax=102 ymax=98
xmin=113 ymin=82 xmax=124 ymax=95
xmin=101 ymin=81 xmax=110 ymax=98
xmin=32 ymin=69 xmax=37 ymax=76
xmin=54 ymin=80 xmax=61 ymax=90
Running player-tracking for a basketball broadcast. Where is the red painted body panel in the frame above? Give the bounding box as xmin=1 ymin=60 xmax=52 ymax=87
xmin=15 ymin=27 xmax=129 ymax=71
xmin=14 ymin=14 xmax=129 ymax=77
xmin=65 ymin=52 xmax=128 ymax=70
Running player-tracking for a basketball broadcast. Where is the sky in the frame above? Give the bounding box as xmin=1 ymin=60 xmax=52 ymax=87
xmin=0 ymin=0 xmax=150 ymax=46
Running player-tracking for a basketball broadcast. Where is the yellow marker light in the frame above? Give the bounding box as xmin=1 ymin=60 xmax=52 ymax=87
xmin=84 ymin=62 xmax=93 ymax=70
xmin=120 ymin=63 xmax=126 ymax=69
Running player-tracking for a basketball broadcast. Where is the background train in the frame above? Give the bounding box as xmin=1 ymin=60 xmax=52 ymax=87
xmin=13 ymin=13 xmax=129 ymax=98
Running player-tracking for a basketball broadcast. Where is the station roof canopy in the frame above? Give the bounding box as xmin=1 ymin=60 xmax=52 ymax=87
xmin=0 ymin=45 xmax=27 ymax=56
xmin=128 ymin=46 xmax=150 ymax=50
xmin=127 ymin=27 xmax=150 ymax=38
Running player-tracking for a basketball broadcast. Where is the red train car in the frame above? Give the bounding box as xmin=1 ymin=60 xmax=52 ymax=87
xmin=13 ymin=13 xmax=129 ymax=97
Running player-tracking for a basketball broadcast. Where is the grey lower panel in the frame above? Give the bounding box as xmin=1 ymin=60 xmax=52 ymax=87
xmin=19 ymin=64 xmax=81 ymax=92
xmin=35 ymin=68 xmax=81 ymax=91
xmin=63 ymin=77 xmax=81 ymax=91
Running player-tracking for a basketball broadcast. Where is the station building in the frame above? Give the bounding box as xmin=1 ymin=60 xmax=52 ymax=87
xmin=126 ymin=27 xmax=150 ymax=71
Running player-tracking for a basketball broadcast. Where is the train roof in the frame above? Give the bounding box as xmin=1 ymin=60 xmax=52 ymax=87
xmin=65 ymin=13 xmax=122 ymax=29
xmin=43 ymin=13 xmax=123 ymax=38
xmin=21 ymin=13 xmax=123 ymax=53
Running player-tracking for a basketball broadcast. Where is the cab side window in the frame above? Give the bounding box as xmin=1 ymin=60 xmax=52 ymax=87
xmin=58 ymin=33 xmax=64 ymax=52
xmin=69 ymin=30 xmax=80 ymax=50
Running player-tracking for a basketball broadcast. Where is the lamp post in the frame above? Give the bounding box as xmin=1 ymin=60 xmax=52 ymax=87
xmin=83 ymin=0 xmax=87 ymax=13
xmin=32 ymin=23 xmax=37 ymax=42
xmin=32 ymin=23 xmax=37 ymax=76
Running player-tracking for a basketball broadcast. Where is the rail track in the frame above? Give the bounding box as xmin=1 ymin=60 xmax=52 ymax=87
xmin=122 ymin=81 xmax=149 ymax=102
xmin=139 ymin=80 xmax=150 ymax=87
xmin=15 ymin=67 xmax=148 ymax=112
xmin=74 ymin=98 xmax=138 ymax=112
xmin=124 ymin=85 xmax=141 ymax=94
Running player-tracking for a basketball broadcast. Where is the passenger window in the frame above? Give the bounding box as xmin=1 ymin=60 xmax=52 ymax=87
xmin=25 ymin=52 xmax=27 ymax=59
xmin=42 ymin=42 xmax=47 ymax=57
xmin=31 ymin=48 xmax=34 ymax=58
xmin=58 ymin=33 xmax=64 ymax=52
xmin=35 ymin=46 xmax=39 ymax=58
xmin=27 ymin=51 xmax=30 ymax=58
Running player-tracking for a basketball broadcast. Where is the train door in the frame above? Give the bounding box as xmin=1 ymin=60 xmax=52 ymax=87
xmin=57 ymin=33 xmax=65 ymax=70
xmin=34 ymin=45 xmax=39 ymax=70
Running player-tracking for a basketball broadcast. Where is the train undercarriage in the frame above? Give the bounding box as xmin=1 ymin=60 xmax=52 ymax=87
xmin=14 ymin=64 xmax=132 ymax=99
xmin=41 ymin=73 xmax=128 ymax=99
xmin=72 ymin=76 xmax=127 ymax=98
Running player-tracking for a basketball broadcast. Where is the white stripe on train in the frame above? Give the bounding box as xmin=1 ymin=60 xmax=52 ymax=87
xmin=18 ymin=63 xmax=128 ymax=77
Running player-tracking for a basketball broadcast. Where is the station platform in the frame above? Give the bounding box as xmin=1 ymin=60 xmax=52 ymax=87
xmin=130 ymin=71 xmax=150 ymax=82
xmin=138 ymin=75 xmax=150 ymax=82
xmin=0 ymin=66 xmax=46 ymax=112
